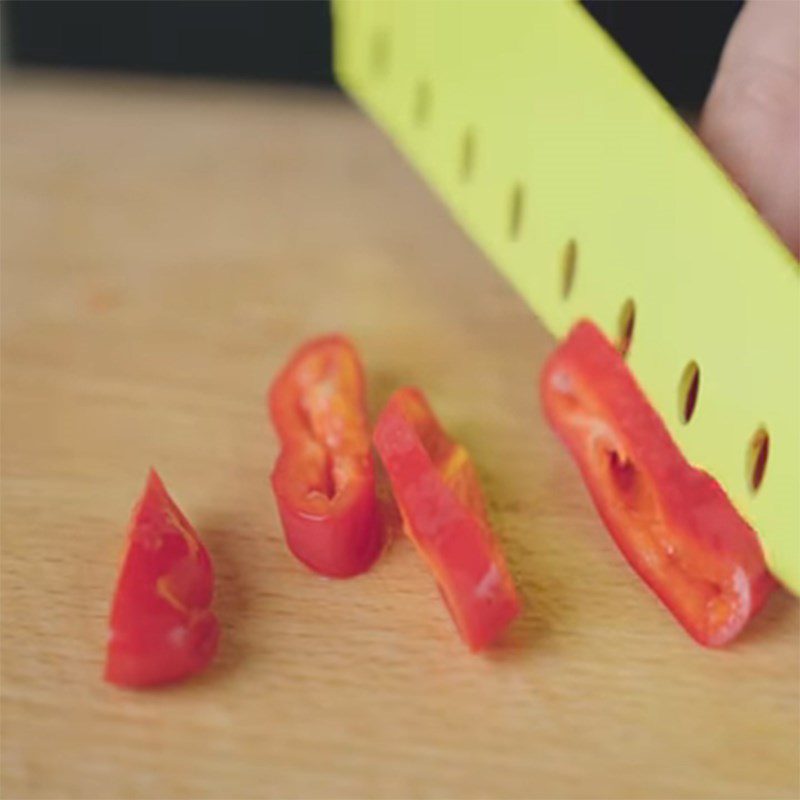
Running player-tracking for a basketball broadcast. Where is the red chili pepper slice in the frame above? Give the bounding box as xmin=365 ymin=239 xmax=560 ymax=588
xmin=374 ymin=388 xmax=522 ymax=651
xmin=269 ymin=335 xmax=382 ymax=578
xmin=540 ymin=321 xmax=774 ymax=647
xmin=105 ymin=470 xmax=219 ymax=687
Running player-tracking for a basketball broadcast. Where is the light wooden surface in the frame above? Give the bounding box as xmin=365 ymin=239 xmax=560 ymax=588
xmin=1 ymin=72 xmax=798 ymax=800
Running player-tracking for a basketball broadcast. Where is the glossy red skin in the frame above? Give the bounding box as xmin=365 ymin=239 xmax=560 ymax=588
xmin=269 ymin=335 xmax=382 ymax=578
xmin=105 ymin=470 xmax=219 ymax=687
xmin=540 ymin=321 xmax=774 ymax=647
xmin=374 ymin=388 xmax=521 ymax=651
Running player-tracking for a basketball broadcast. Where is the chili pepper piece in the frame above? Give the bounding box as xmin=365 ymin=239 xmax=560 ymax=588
xmin=105 ymin=470 xmax=219 ymax=687
xmin=269 ymin=335 xmax=382 ymax=578
xmin=540 ymin=320 xmax=774 ymax=647
xmin=374 ymin=388 xmax=521 ymax=651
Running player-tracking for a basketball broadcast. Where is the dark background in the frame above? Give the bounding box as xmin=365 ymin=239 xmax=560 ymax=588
xmin=3 ymin=0 xmax=743 ymax=111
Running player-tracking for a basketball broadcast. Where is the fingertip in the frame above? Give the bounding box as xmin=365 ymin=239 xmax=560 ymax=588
xmin=700 ymin=0 xmax=799 ymax=257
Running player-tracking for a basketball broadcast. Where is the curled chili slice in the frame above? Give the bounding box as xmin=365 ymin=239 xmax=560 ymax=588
xmin=374 ymin=388 xmax=522 ymax=651
xmin=269 ymin=335 xmax=382 ymax=578
xmin=540 ymin=321 xmax=774 ymax=647
xmin=105 ymin=470 xmax=219 ymax=687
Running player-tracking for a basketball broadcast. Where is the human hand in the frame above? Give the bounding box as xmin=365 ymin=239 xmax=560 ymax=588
xmin=700 ymin=0 xmax=799 ymax=257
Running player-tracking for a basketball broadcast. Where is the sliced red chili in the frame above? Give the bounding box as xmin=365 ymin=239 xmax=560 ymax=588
xmin=105 ymin=470 xmax=219 ymax=687
xmin=374 ymin=388 xmax=521 ymax=651
xmin=269 ymin=335 xmax=382 ymax=578
xmin=540 ymin=321 xmax=774 ymax=647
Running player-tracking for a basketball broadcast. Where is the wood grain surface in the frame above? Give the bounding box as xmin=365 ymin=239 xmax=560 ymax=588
xmin=1 ymin=72 xmax=798 ymax=800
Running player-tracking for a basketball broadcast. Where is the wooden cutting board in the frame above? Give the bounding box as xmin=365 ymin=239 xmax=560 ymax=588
xmin=1 ymin=72 xmax=797 ymax=800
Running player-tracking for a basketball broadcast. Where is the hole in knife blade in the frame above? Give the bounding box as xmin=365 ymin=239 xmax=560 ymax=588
xmin=413 ymin=81 xmax=432 ymax=127
xmin=371 ymin=29 xmax=390 ymax=78
xmin=460 ymin=128 xmax=475 ymax=182
xmin=617 ymin=298 xmax=636 ymax=357
xmin=508 ymin=183 xmax=525 ymax=241
xmin=561 ymin=240 xmax=577 ymax=299
xmin=678 ymin=360 xmax=700 ymax=424
xmin=746 ymin=427 xmax=769 ymax=492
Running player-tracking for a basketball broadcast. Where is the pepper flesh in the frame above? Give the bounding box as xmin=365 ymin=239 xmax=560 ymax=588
xmin=540 ymin=321 xmax=774 ymax=646
xmin=105 ymin=470 xmax=219 ymax=687
xmin=269 ymin=335 xmax=382 ymax=577
xmin=374 ymin=387 xmax=521 ymax=651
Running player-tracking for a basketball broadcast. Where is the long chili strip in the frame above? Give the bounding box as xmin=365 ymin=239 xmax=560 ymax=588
xmin=269 ymin=335 xmax=382 ymax=578
xmin=374 ymin=387 xmax=521 ymax=651
xmin=540 ymin=321 xmax=774 ymax=646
